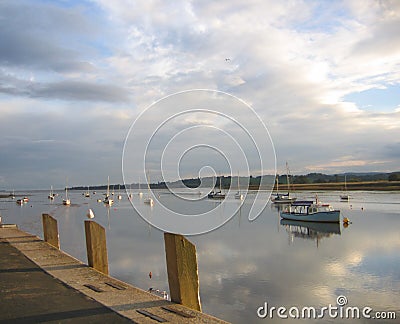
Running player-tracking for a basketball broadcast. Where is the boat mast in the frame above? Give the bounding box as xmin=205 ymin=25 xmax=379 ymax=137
xmin=286 ymin=162 xmax=290 ymax=194
xmin=65 ymin=178 xmax=69 ymax=200
xmin=106 ymin=176 xmax=110 ymax=197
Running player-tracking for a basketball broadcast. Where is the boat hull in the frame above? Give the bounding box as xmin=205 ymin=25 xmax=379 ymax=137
xmin=280 ymin=210 xmax=340 ymax=223
xmin=208 ymin=194 xmax=225 ymax=199
xmin=272 ymin=197 xmax=296 ymax=204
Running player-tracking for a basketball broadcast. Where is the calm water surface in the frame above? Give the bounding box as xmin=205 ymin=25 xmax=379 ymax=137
xmin=1 ymin=190 xmax=399 ymax=323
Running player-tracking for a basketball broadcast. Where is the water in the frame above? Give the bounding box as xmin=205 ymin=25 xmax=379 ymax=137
xmin=1 ymin=190 xmax=399 ymax=323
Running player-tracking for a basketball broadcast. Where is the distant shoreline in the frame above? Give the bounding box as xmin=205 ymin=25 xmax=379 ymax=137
xmin=1 ymin=180 xmax=399 ymax=195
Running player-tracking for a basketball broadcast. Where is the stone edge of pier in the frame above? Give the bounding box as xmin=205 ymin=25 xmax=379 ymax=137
xmin=0 ymin=225 xmax=230 ymax=324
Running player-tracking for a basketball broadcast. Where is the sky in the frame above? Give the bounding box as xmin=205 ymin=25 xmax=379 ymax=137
xmin=1 ymin=0 xmax=400 ymax=190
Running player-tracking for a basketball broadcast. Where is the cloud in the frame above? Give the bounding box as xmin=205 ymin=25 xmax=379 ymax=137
xmin=0 ymin=0 xmax=400 ymax=189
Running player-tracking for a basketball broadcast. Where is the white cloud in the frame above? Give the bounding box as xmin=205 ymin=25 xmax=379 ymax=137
xmin=0 ymin=0 xmax=400 ymax=188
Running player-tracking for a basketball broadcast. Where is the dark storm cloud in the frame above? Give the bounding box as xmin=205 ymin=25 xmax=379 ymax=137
xmin=0 ymin=72 xmax=130 ymax=102
xmin=34 ymin=80 xmax=130 ymax=102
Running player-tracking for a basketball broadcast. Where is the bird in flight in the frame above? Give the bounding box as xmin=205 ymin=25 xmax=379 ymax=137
xmin=225 ymin=58 xmax=231 ymax=62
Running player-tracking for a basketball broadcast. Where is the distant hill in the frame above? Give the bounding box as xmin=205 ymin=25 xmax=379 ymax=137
xmin=69 ymin=171 xmax=400 ymax=190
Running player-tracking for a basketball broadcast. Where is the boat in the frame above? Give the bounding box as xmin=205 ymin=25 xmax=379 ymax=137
xmin=84 ymin=186 xmax=90 ymax=198
xmin=340 ymin=174 xmax=350 ymax=201
xmin=48 ymin=186 xmax=55 ymax=200
xmin=117 ymin=184 xmax=122 ymax=200
xmin=23 ymin=197 xmax=29 ymax=203
xmin=280 ymin=199 xmax=340 ymax=223
xmin=86 ymin=208 xmax=95 ymax=219
xmin=128 ymin=184 xmax=133 ymax=200
xmin=62 ymin=180 xmax=71 ymax=205
xmin=16 ymin=199 xmax=24 ymax=205
xmin=208 ymin=176 xmax=226 ymax=200
xmin=143 ymin=173 xmax=154 ymax=206
xmin=271 ymin=163 xmax=296 ymax=204
xmin=138 ymin=178 xmax=143 ymax=197
xmin=234 ymin=173 xmax=244 ymax=200
xmin=103 ymin=176 xmax=114 ymax=205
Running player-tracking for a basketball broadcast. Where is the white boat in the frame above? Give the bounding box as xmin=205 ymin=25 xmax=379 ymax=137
xmin=103 ymin=176 xmax=114 ymax=205
xmin=234 ymin=173 xmax=243 ymax=200
xmin=84 ymin=186 xmax=90 ymax=198
xmin=208 ymin=176 xmax=226 ymax=200
xmin=48 ymin=185 xmax=55 ymax=200
xmin=63 ymin=180 xmax=71 ymax=205
xmin=271 ymin=163 xmax=296 ymax=204
xmin=340 ymin=174 xmax=350 ymax=201
xmin=86 ymin=208 xmax=95 ymax=219
xmin=138 ymin=178 xmax=143 ymax=197
xmin=117 ymin=184 xmax=122 ymax=200
xmin=143 ymin=173 xmax=154 ymax=206
xmin=280 ymin=199 xmax=340 ymax=223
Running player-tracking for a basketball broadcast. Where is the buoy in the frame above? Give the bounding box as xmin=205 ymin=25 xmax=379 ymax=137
xmin=343 ymin=217 xmax=351 ymax=227
xmin=86 ymin=208 xmax=95 ymax=219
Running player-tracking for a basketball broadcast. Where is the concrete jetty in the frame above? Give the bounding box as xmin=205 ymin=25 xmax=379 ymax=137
xmin=0 ymin=225 xmax=229 ymax=323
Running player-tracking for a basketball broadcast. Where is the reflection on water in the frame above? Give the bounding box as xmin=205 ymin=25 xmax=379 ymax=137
xmin=1 ymin=190 xmax=399 ymax=323
xmin=280 ymin=219 xmax=341 ymax=247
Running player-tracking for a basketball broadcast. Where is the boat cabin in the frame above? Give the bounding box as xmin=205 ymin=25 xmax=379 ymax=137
xmin=286 ymin=200 xmax=335 ymax=215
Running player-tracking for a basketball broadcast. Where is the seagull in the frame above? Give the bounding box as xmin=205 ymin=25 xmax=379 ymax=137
xmin=225 ymin=58 xmax=231 ymax=62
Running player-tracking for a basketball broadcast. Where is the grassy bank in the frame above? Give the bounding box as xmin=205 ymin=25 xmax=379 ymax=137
xmin=271 ymin=180 xmax=400 ymax=191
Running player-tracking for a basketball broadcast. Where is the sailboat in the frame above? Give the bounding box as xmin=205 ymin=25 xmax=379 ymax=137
xmin=138 ymin=178 xmax=143 ymax=197
xmin=128 ymin=184 xmax=133 ymax=200
xmin=271 ymin=162 xmax=296 ymax=204
xmin=63 ymin=179 xmax=71 ymax=205
xmin=143 ymin=173 xmax=154 ymax=206
xmin=117 ymin=184 xmax=122 ymax=200
xmin=103 ymin=176 xmax=114 ymax=205
xmin=234 ymin=173 xmax=244 ymax=200
xmin=340 ymin=174 xmax=350 ymax=201
xmin=48 ymin=185 xmax=55 ymax=200
xmin=208 ymin=176 xmax=226 ymax=199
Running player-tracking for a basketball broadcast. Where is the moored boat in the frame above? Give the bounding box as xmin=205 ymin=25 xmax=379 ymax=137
xmin=208 ymin=176 xmax=226 ymax=200
xmin=48 ymin=185 xmax=55 ymax=200
xmin=143 ymin=173 xmax=154 ymax=206
xmin=63 ymin=179 xmax=71 ymax=205
xmin=340 ymin=174 xmax=350 ymax=201
xmin=271 ymin=162 xmax=296 ymax=204
xmin=234 ymin=172 xmax=243 ymax=200
xmin=280 ymin=200 xmax=340 ymax=223
xmin=103 ymin=176 xmax=114 ymax=205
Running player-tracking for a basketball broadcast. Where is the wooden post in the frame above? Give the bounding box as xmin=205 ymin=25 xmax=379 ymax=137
xmin=84 ymin=220 xmax=109 ymax=275
xmin=164 ymin=232 xmax=201 ymax=311
xmin=42 ymin=214 xmax=60 ymax=249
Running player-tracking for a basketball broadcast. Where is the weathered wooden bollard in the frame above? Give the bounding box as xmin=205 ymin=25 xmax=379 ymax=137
xmin=42 ymin=213 xmax=60 ymax=249
xmin=164 ymin=232 xmax=202 ymax=311
xmin=84 ymin=220 xmax=109 ymax=275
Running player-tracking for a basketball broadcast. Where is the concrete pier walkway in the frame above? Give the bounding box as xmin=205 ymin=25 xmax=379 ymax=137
xmin=0 ymin=225 xmax=229 ymax=323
